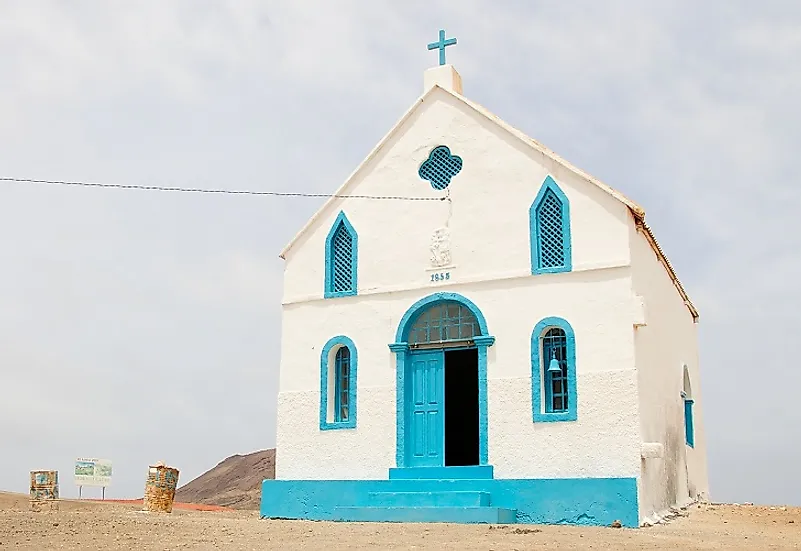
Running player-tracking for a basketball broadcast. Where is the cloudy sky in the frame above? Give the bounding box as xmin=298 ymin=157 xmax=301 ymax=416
xmin=1 ymin=1 xmax=799 ymax=505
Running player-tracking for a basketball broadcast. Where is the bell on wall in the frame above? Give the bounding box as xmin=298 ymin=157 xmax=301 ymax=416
xmin=548 ymin=350 xmax=561 ymax=374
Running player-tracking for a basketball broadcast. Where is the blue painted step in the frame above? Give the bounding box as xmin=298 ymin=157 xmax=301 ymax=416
xmin=368 ymin=491 xmax=490 ymax=507
xmin=334 ymin=506 xmax=517 ymax=524
xmin=388 ymin=466 xmax=494 ymax=480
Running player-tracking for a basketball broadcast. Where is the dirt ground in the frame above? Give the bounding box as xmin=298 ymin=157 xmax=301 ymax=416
xmin=1 ymin=492 xmax=799 ymax=550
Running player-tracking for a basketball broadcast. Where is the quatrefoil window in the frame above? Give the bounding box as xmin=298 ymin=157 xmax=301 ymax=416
xmin=418 ymin=145 xmax=463 ymax=190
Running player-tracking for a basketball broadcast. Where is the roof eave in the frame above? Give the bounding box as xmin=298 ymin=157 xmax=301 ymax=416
xmin=634 ymin=214 xmax=700 ymax=322
xmin=278 ymin=85 xmax=443 ymax=259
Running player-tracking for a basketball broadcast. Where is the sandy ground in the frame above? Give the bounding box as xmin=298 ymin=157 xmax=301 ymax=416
xmin=1 ymin=492 xmax=799 ymax=550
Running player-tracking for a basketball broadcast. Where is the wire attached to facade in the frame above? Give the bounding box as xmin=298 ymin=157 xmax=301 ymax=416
xmin=0 ymin=177 xmax=445 ymax=202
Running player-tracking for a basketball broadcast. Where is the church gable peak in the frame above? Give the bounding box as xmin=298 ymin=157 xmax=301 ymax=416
xmin=279 ymin=84 xmax=640 ymax=260
xmin=277 ymin=71 xmax=695 ymax=320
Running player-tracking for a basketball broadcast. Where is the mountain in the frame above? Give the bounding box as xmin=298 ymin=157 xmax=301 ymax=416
xmin=174 ymin=449 xmax=275 ymax=510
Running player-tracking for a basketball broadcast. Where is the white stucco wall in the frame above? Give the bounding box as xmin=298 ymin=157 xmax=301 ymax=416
xmin=630 ymin=225 xmax=709 ymax=523
xmin=280 ymin=88 xmax=632 ymax=305
xmin=275 ymin=87 xmax=643 ymax=481
xmin=275 ymin=272 xmax=643 ymax=481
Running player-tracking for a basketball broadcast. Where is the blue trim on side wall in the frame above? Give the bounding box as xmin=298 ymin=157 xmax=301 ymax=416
xmin=320 ymin=335 xmax=357 ymax=430
xmin=261 ymin=477 xmax=640 ymax=527
xmin=390 ymin=293 xmax=494 ymax=468
xmin=684 ymin=399 xmax=695 ymax=448
xmin=529 ymin=175 xmax=572 ymax=275
xmin=324 ymin=211 xmax=358 ymax=298
xmin=531 ymin=317 xmax=577 ymax=423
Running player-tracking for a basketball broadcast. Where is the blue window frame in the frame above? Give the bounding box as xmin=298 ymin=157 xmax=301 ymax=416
xmin=530 ymin=176 xmax=572 ymax=274
xmin=531 ymin=317 xmax=577 ymax=422
xmin=325 ymin=211 xmax=358 ymax=298
xmin=320 ymin=336 xmax=357 ymax=430
xmin=683 ymin=365 xmax=694 ymax=447
xmin=684 ymin=398 xmax=695 ymax=447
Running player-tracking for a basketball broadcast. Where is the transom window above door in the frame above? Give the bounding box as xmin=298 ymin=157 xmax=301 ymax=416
xmin=408 ymin=301 xmax=480 ymax=345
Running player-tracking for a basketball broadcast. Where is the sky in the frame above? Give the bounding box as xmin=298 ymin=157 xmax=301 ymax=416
xmin=1 ymin=0 xmax=799 ymax=505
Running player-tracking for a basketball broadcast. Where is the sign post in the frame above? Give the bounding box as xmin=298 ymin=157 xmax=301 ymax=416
xmin=74 ymin=458 xmax=112 ymax=499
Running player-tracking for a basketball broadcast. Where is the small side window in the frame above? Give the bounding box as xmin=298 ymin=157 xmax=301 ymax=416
xmin=531 ymin=317 xmax=577 ymax=423
xmin=683 ymin=365 xmax=694 ymax=447
xmin=319 ymin=336 xmax=357 ymax=430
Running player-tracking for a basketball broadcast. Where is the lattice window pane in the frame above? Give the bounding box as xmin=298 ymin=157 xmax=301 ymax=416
xmin=542 ymin=328 xmax=568 ymax=413
xmin=331 ymin=223 xmax=354 ymax=293
xmin=447 ymin=324 xmax=459 ymax=340
xmin=334 ymin=347 xmax=351 ymax=422
xmin=408 ymin=302 xmax=480 ymax=345
xmin=418 ymin=145 xmax=463 ymax=191
xmin=537 ymin=189 xmax=566 ymax=269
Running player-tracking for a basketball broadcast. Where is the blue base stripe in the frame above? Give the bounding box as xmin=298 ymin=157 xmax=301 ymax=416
xmin=389 ymin=466 xmax=494 ymax=480
xmin=261 ymin=476 xmax=639 ymax=527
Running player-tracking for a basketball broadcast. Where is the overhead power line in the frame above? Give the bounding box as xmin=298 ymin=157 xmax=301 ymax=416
xmin=0 ymin=177 xmax=445 ymax=202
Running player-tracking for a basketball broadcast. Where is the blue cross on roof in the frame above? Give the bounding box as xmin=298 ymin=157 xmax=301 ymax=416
xmin=427 ymin=29 xmax=457 ymax=66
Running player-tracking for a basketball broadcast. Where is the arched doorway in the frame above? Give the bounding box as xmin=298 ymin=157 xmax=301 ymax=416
xmin=389 ymin=293 xmax=495 ymax=470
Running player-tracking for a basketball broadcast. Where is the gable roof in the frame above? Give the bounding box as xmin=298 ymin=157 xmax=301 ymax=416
xmin=279 ymin=84 xmax=698 ymax=321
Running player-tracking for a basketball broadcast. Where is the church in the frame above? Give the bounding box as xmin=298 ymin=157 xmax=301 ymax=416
xmin=260 ymin=31 xmax=709 ymax=527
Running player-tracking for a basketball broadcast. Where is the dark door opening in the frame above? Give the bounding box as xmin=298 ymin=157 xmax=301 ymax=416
xmin=444 ymin=348 xmax=479 ymax=466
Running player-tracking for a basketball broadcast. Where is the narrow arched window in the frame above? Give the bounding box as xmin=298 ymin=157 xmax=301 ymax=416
xmin=530 ymin=176 xmax=572 ymax=274
xmin=325 ymin=212 xmax=358 ymax=298
xmin=320 ymin=336 xmax=357 ymax=430
xmin=682 ymin=365 xmax=695 ymax=447
xmin=334 ymin=347 xmax=351 ymax=422
xmin=542 ymin=328 xmax=568 ymax=413
xmin=531 ymin=317 xmax=577 ymax=422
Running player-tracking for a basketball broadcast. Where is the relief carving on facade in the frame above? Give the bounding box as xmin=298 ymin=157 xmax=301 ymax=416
xmin=430 ymin=227 xmax=452 ymax=268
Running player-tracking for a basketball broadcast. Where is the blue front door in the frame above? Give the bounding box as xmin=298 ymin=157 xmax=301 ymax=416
xmin=407 ymin=351 xmax=444 ymax=467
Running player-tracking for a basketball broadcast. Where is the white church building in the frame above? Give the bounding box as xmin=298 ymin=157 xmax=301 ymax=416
xmin=260 ymin=34 xmax=709 ymax=527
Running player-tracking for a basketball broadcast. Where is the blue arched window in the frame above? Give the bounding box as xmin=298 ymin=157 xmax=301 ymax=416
xmin=531 ymin=317 xmax=577 ymax=422
xmin=682 ymin=365 xmax=695 ymax=447
xmin=325 ymin=212 xmax=358 ymax=298
xmin=530 ymin=176 xmax=572 ymax=274
xmin=408 ymin=301 xmax=481 ymax=345
xmin=542 ymin=328 xmax=568 ymax=413
xmin=334 ymin=347 xmax=351 ymax=422
xmin=320 ymin=336 xmax=357 ymax=430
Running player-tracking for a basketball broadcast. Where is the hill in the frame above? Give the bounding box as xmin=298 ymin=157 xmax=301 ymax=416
xmin=174 ymin=449 xmax=275 ymax=510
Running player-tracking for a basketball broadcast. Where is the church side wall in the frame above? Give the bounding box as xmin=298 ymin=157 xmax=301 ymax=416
xmin=275 ymin=270 xmax=642 ymax=482
xmin=630 ymin=224 xmax=709 ymax=523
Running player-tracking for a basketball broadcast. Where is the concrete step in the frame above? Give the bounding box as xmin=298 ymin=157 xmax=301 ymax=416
xmin=367 ymin=491 xmax=491 ymax=507
xmin=333 ymin=506 xmax=517 ymax=524
xmin=388 ymin=466 xmax=494 ymax=480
